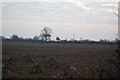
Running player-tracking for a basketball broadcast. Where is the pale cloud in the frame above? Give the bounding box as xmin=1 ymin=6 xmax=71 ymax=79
xmin=1 ymin=3 xmax=8 ymax=7
xmin=0 ymin=3 xmax=2 ymax=8
xmin=100 ymin=3 xmax=118 ymax=13
xmin=1 ymin=0 xmax=119 ymax=2
xmin=0 ymin=2 xmax=1 ymax=36
xmin=101 ymin=3 xmax=118 ymax=7
xmin=3 ymin=2 xmax=117 ymax=24
xmin=2 ymin=2 xmax=118 ymax=40
xmin=3 ymin=20 xmax=117 ymax=40
xmin=68 ymin=0 xmax=93 ymax=11
xmin=3 ymin=20 xmax=117 ymax=30
xmin=106 ymin=9 xmax=118 ymax=13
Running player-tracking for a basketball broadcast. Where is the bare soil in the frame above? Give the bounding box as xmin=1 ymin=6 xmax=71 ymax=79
xmin=2 ymin=42 xmax=118 ymax=78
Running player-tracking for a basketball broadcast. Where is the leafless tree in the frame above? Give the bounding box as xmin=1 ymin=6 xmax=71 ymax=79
xmin=40 ymin=27 xmax=52 ymax=41
xmin=11 ymin=34 xmax=19 ymax=40
xmin=56 ymin=37 xmax=60 ymax=42
xmin=113 ymin=3 xmax=120 ymax=78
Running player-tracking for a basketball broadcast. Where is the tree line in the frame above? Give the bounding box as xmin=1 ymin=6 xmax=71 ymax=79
xmin=0 ymin=27 xmax=117 ymax=44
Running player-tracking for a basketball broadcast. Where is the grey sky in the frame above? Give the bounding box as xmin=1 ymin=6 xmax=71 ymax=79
xmin=1 ymin=0 xmax=119 ymax=2
xmin=1 ymin=2 xmax=118 ymax=41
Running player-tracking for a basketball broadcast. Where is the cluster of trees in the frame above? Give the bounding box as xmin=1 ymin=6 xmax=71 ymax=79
xmin=1 ymin=36 xmax=116 ymax=44
xmin=1 ymin=27 xmax=61 ymax=42
xmin=1 ymin=27 xmax=53 ymax=41
xmin=0 ymin=27 xmax=117 ymax=44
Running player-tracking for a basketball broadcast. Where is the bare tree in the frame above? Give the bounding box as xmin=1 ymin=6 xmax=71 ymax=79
xmin=11 ymin=34 xmax=19 ymax=40
xmin=40 ymin=27 xmax=52 ymax=41
xmin=56 ymin=37 xmax=60 ymax=42
xmin=113 ymin=3 xmax=120 ymax=78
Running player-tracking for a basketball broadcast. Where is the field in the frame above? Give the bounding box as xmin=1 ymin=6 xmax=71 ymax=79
xmin=2 ymin=42 xmax=118 ymax=78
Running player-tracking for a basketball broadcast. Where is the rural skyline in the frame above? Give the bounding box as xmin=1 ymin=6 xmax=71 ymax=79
xmin=1 ymin=1 xmax=118 ymax=41
xmin=1 ymin=0 xmax=119 ymax=79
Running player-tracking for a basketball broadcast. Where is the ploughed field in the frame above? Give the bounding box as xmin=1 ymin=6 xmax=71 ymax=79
xmin=2 ymin=42 xmax=118 ymax=78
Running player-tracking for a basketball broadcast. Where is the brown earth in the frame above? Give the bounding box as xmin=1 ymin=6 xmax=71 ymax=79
xmin=2 ymin=42 xmax=118 ymax=78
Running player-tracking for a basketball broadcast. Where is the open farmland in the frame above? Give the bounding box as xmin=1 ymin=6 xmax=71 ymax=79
xmin=2 ymin=42 xmax=118 ymax=78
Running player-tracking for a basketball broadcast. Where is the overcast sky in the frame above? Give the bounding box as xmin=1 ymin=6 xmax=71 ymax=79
xmin=1 ymin=1 xmax=118 ymax=41
xmin=1 ymin=0 xmax=119 ymax=2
